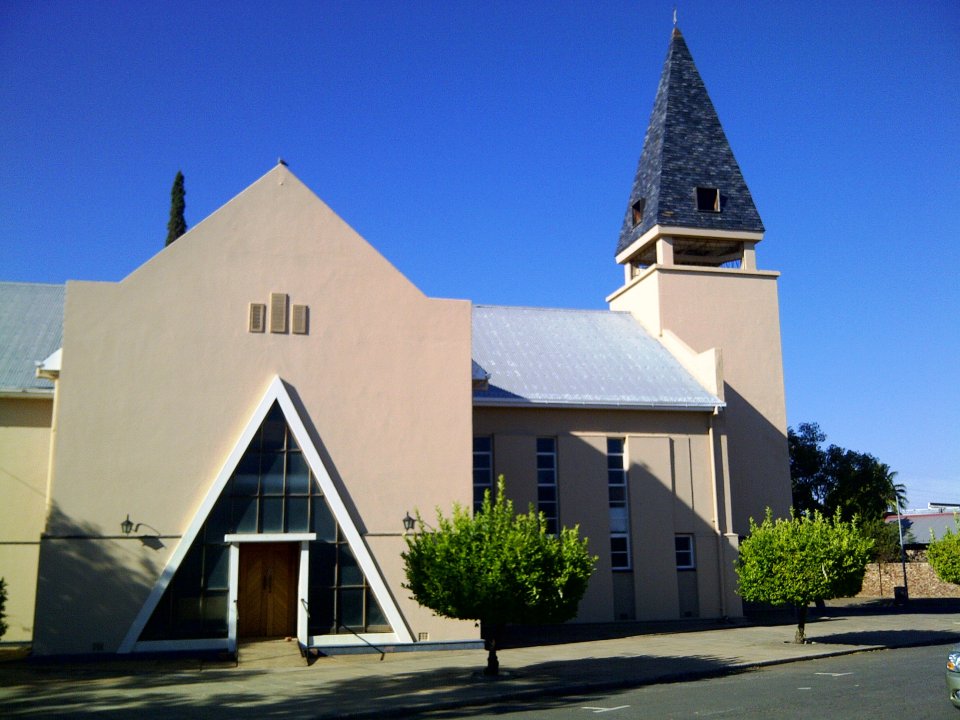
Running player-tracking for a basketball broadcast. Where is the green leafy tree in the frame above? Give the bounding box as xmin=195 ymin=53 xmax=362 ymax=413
xmin=0 ymin=577 xmax=7 ymax=639
xmin=165 ymin=170 xmax=187 ymax=246
xmin=402 ymin=476 xmax=596 ymax=675
xmin=927 ymin=518 xmax=960 ymax=586
xmin=736 ymin=509 xmax=873 ymax=644
xmin=789 ymin=422 xmax=906 ymax=560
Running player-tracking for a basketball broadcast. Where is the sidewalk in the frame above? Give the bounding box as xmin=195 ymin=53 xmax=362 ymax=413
xmin=2 ymin=599 xmax=958 ymax=719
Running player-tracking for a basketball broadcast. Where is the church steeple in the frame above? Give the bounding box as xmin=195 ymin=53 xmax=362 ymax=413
xmin=616 ymin=28 xmax=764 ymax=270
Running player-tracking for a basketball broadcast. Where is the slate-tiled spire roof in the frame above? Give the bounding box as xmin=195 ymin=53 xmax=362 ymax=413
xmin=616 ymin=28 xmax=764 ymax=256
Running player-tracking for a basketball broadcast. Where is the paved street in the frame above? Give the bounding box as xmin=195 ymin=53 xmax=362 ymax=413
xmin=419 ymin=643 xmax=957 ymax=719
xmin=1 ymin=599 xmax=958 ymax=719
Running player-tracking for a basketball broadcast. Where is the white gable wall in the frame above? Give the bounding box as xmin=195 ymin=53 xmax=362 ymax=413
xmin=34 ymin=166 xmax=473 ymax=655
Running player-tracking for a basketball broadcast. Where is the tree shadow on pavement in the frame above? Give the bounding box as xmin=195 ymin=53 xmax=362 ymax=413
xmin=806 ymin=629 xmax=960 ymax=648
xmin=0 ymin=651 xmax=737 ymax=720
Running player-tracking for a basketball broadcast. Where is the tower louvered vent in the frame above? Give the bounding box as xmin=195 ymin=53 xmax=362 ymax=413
xmin=270 ymin=293 xmax=288 ymax=333
xmin=292 ymin=304 xmax=308 ymax=335
xmin=249 ymin=303 xmax=266 ymax=333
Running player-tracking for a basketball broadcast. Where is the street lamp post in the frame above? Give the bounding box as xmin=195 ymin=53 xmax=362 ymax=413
xmin=894 ymin=495 xmax=909 ymax=605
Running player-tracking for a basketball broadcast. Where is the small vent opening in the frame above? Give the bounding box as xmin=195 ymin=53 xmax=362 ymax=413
xmin=249 ymin=303 xmax=266 ymax=333
xmin=630 ymin=198 xmax=646 ymax=227
xmin=695 ymin=187 xmax=721 ymax=213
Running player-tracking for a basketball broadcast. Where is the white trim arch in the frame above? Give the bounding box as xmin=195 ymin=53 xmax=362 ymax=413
xmin=118 ymin=375 xmax=413 ymax=654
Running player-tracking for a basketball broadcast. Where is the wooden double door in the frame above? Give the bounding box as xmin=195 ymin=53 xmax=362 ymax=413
xmin=237 ymin=543 xmax=299 ymax=639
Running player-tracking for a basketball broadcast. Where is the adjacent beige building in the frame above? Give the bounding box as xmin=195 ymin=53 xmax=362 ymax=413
xmin=0 ymin=27 xmax=790 ymax=656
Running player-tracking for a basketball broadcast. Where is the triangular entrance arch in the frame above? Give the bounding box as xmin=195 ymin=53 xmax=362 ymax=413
xmin=119 ymin=376 xmax=413 ymax=653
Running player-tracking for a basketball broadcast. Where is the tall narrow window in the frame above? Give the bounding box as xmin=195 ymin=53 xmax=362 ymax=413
xmin=473 ymin=437 xmax=494 ymax=514
xmin=537 ymin=437 xmax=558 ymax=534
xmin=608 ymin=438 xmax=631 ymax=570
xmin=631 ymin=198 xmax=646 ymax=227
xmin=675 ymin=535 xmax=695 ymax=570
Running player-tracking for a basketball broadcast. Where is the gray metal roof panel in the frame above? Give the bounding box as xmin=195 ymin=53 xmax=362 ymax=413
xmin=0 ymin=282 xmax=65 ymax=392
xmin=472 ymin=305 xmax=721 ymax=409
xmin=617 ymin=29 xmax=764 ymax=256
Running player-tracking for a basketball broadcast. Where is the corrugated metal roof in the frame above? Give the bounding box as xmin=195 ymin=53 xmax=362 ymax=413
xmin=0 ymin=282 xmax=65 ymax=393
xmin=472 ymin=305 xmax=721 ymax=410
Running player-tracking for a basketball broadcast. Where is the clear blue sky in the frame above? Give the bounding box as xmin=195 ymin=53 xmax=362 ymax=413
xmin=2 ymin=1 xmax=957 ymax=509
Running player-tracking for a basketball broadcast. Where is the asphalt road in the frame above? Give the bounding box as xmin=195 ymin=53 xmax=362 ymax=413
xmin=419 ymin=643 xmax=958 ymax=719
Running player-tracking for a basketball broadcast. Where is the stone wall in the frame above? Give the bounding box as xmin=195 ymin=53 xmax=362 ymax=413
xmin=857 ymin=561 xmax=960 ymax=599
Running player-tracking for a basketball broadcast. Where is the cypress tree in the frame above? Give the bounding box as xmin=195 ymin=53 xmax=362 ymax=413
xmin=165 ymin=171 xmax=187 ymax=246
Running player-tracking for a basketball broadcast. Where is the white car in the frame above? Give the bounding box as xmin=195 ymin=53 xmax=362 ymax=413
xmin=948 ymin=645 xmax=960 ymax=709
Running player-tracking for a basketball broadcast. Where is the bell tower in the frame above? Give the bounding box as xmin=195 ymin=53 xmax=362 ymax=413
xmin=608 ymin=28 xmax=791 ymax=532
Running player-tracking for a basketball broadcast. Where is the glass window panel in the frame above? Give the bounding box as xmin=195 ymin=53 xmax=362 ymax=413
xmin=539 ymin=501 xmax=556 ymax=518
xmin=607 ymin=455 xmax=623 ymax=469
xmin=286 ymin=497 xmax=309 ymax=532
xmin=202 ymin=592 xmax=228 ymax=635
xmin=536 ymin=438 xmax=555 ymax=453
xmin=338 ymin=588 xmax=364 ymax=630
xmin=473 ymin=437 xmax=491 ymax=452
xmin=610 ymin=536 xmax=628 ymax=552
xmin=174 ymin=542 xmax=203 ymax=589
xmin=232 ymin=496 xmax=258 ymax=533
xmin=286 ymin=453 xmax=310 ymax=495
xmin=204 ymin=497 xmax=232 ymax=539
xmin=311 ymin=498 xmax=337 ymax=541
xmin=365 ymin=588 xmax=389 ymax=631
xmin=307 ymin=586 xmax=335 ymax=636
xmin=607 ymin=438 xmax=624 ymax=454
xmin=287 ymin=433 xmax=301 ymax=452
xmin=232 ymin=450 xmax=260 ymax=495
xmin=608 ymin=486 xmax=626 ymax=503
xmin=474 ymin=486 xmax=487 ymax=506
xmin=203 ymin=544 xmax=229 ymax=590
xmin=537 ymin=469 xmax=556 ymax=484
xmin=608 ymin=469 xmax=625 ymax=485
xmin=473 ymin=468 xmax=492 ymax=485
xmin=536 ymin=455 xmax=555 ymax=470
xmin=545 ymin=519 xmax=557 ymax=535
xmin=261 ymin=404 xmax=286 ymax=451
xmin=261 ymin=497 xmax=284 ymax=533
xmin=473 ymin=454 xmax=491 ymax=469
xmin=609 ymin=507 xmax=629 ymax=534
xmin=308 ymin=542 xmax=337 ymax=588
xmin=537 ymin=485 xmax=556 ymax=502
xmin=261 ymin=452 xmax=285 ymax=495
xmin=338 ymin=544 xmax=363 ymax=586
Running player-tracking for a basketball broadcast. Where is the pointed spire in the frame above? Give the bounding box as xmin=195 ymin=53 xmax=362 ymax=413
xmin=616 ymin=29 xmax=764 ymax=257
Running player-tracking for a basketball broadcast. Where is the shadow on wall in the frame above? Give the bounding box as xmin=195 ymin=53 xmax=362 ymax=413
xmin=721 ymin=383 xmax=791 ymax=534
xmin=33 ymin=504 xmax=165 ymax=656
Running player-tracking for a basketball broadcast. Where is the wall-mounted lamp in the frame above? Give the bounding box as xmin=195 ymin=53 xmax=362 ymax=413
xmin=120 ymin=515 xmax=161 ymax=536
xmin=402 ymin=512 xmax=416 ymax=534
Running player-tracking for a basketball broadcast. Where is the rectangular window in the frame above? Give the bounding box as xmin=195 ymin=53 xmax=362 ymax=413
xmin=608 ymin=438 xmax=631 ymax=570
xmin=675 ymin=535 xmax=695 ymax=570
xmin=473 ymin=437 xmax=493 ymax=514
xmin=537 ymin=437 xmax=558 ymax=534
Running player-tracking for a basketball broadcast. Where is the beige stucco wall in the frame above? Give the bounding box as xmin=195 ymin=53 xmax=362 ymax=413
xmin=0 ymin=396 xmax=52 ymax=642
xmin=474 ymin=406 xmax=739 ymax=622
xmin=34 ymin=166 xmax=473 ymax=654
xmin=610 ymin=265 xmax=791 ymax=533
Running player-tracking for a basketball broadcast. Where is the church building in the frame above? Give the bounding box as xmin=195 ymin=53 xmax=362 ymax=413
xmin=0 ymin=28 xmax=791 ymax=656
